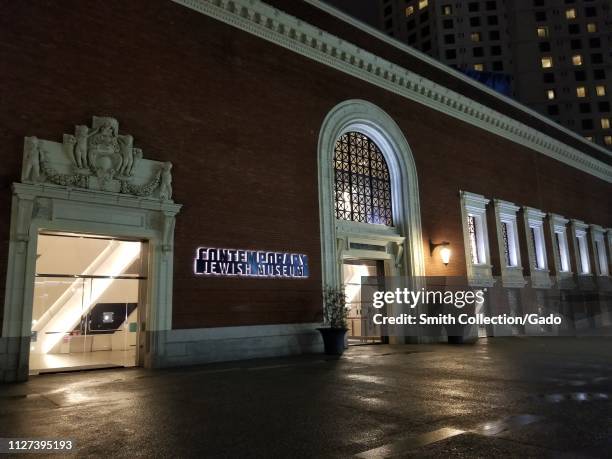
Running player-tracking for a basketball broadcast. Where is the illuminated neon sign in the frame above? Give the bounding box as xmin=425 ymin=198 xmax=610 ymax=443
xmin=194 ymin=247 xmax=309 ymax=278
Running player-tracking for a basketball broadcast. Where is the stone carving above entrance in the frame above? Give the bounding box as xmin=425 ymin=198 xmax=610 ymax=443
xmin=21 ymin=116 xmax=174 ymax=201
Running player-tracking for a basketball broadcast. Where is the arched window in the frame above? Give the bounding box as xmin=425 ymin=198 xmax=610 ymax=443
xmin=334 ymin=132 xmax=393 ymax=226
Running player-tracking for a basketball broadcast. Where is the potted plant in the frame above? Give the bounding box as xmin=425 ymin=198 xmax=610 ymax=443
xmin=317 ymin=285 xmax=349 ymax=355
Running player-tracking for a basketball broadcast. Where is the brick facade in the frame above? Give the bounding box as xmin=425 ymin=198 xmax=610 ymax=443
xmin=0 ymin=1 xmax=610 ymax=331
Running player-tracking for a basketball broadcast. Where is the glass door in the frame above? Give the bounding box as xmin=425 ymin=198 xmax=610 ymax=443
xmin=343 ymin=259 xmax=385 ymax=345
xmin=29 ymin=232 xmax=146 ymax=374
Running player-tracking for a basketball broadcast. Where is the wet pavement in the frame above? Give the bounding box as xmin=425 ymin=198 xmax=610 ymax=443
xmin=0 ymin=337 xmax=611 ymax=458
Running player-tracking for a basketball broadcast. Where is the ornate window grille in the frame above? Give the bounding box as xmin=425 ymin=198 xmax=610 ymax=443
xmin=502 ymin=222 xmax=511 ymax=266
xmin=333 ymin=132 xmax=393 ymax=226
xmin=467 ymin=215 xmax=479 ymax=264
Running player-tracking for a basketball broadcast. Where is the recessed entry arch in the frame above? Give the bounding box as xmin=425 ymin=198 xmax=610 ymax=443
xmin=317 ymin=99 xmax=425 ymax=288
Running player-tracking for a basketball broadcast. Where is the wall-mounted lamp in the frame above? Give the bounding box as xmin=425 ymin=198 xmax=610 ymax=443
xmin=429 ymin=239 xmax=451 ymax=266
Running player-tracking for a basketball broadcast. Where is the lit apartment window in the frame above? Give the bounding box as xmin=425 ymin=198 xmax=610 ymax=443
xmin=442 ymin=4 xmax=452 ymax=15
xmin=541 ymin=57 xmax=553 ymax=68
xmin=565 ymin=8 xmax=576 ymax=19
xmin=471 ymin=32 xmax=481 ymax=42
xmin=602 ymin=118 xmax=611 ymax=129
xmin=547 ymin=89 xmax=556 ymax=100
xmin=596 ymin=85 xmax=606 ymax=96
xmin=406 ymin=6 xmax=415 ymax=16
xmin=587 ymin=23 xmax=597 ymax=33
xmin=537 ymin=27 xmax=548 ymax=38
xmin=605 ymin=136 xmax=612 ymax=146
xmin=585 ymin=136 xmax=593 ymax=141
xmin=576 ymin=86 xmax=586 ymax=98
xmin=419 ymin=0 xmax=428 ymax=10
xmin=474 ymin=63 xmax=484 ymax=71
xmin=572 ymin=54 xmax=582 ymax=66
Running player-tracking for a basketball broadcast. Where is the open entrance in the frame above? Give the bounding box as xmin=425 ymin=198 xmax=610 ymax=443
xmin=29 ymin=232 xmax=147 ymax=374
xmin=343 ymin=259 xmax=386 ymax=345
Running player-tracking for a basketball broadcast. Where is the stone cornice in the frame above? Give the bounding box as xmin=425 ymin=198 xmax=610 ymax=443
xmin=172 ymin=0 xmax=612 ymax=183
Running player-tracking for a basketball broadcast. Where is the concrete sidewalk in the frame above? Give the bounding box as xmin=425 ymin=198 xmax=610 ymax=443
xmin=0 ymin=337 xmax=611 ymax=457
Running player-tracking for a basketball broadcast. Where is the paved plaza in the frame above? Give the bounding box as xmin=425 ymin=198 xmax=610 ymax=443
xmin=1 ymin=337 xmax=611 ymax=457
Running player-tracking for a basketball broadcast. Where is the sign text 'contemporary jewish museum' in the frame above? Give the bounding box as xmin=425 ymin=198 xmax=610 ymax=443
xmin=194 ymin=248 xmax=309 ymax=278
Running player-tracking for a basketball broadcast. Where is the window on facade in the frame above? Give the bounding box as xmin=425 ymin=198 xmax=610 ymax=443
xmin=565 ymin=8 xmax=576 ymax=19
xmin=594 ymin=238 xmax=609 ymax=276
xmin=501 ymin=222 xmax=519 ymax=267
xmin=575 ymin=232 xmax=590 ymax=274
xmin=587 ymin=23 xmax=597 ymax=33
xmin=572 ymin=54 xmax=582 ymax=66
xmin=548 ymin=105 xmax=559 ymax=115
xmin=591 ymin=53 xmax=603 ymax=64
xmin=530 ymin=226 xmax=546 ymax=270
xmin=470 ymin=16 xmax=481 ymax=26
xmin=419 ymin=0 xmax=428 ymax=10
xmin=406 ymin=6 xmax=415 ymax=16
xmin=474 ymin=63 xmax=484 ymax=71
xmin=333 ymin=132 xmax=393 ymax=226
xmin=605 ymin=136 xmax=612 ymax=146
xmin=601 ymin=118 xmax=611 ymax=129
xmin=442 ymin=4 xmax=452 ymax=15
xmin=599 ymin=101 xmax=611 ymax=112
xmin=541 ymin=56 xmax=553 ymax=68
xmin=543 ymin=72 xmax=555 ymax=83
xmin=467 ymin=216 xmax=481 ymax=264
xmin=589 ymin=37 xmax=601 ymax=48
xmin=537 ymin=26 xmax=549 ymax=38
xmin=594 ymin=69 xmax=606 ymax=80
xmin=568 ymin=24 xmax=580 ymax=34
xmin=547 ymin=89 xmax=556 ymax=100
xmin=471 ymin=32 xmax=481 ymax=42
xmin=539 ymin=41 xmax=551 ymax=52
xmin=555 ymin=231 xmax=570 ymax=272
xmin=576 ymin=86 xmax=586 ymax=97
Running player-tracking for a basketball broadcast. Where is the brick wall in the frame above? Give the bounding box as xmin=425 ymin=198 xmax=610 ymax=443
xmin=0 ymin=1 xmax=610 ymax=329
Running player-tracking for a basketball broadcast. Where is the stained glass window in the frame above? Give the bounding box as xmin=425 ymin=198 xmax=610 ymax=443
xmin=334 ymin=132 xmax=393 ymax=226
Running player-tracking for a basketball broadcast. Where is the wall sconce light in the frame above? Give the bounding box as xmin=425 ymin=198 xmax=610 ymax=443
xmin=429 ymin=239 xmax=451 ymax=266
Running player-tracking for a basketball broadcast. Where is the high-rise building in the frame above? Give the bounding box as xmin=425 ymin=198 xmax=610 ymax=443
xmin=377 ymin=0 xmax=612 ymax=149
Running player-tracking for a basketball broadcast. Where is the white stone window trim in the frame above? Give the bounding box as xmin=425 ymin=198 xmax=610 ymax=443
xmin=523 ymin=207 xmax=552 ymax=289
xmin=571 ymin=220 xmax=592 ymax=276
xmin=318 ymin=99 xmax=425 ymax=289
xmin=548 ymin=214 xmax=572 ymax=275
xmin=460 ymin=191 xmax=494 ymax=287
xmin=590 ymin=224 xmax=609 ymax=277
xmin=494 ymin=199 xmax=526 ymax=288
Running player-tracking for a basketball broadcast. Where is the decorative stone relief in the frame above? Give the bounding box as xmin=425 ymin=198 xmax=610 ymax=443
xmin=22 ymin=116 xmax=174 ymax=201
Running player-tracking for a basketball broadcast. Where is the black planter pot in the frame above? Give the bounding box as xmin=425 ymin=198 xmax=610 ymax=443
xmin=317 ymin=327 xmax=348 ymax=355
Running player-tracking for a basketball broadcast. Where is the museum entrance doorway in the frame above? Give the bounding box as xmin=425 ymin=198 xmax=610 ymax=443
xmin=343 ymin=259 xmax=387 ymax=345
xmin=28 ymin=232 xmax=148 ymax=375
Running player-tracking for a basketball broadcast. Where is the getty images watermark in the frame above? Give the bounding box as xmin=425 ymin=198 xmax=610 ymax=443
xmin=371 ymin=287 xmax=562 ymax=327
xmin=351 ymin=276 xmax=607 ymax=338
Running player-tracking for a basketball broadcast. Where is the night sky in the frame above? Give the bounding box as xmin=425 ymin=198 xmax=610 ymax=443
xmin=322 ymin=0 xmax=380 ymax=27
